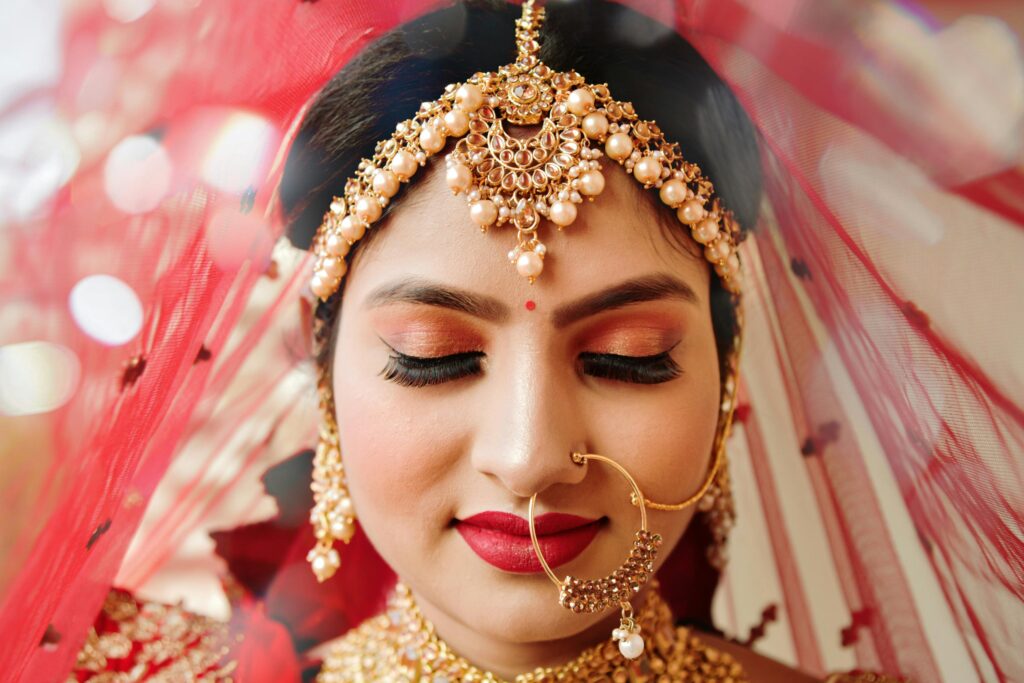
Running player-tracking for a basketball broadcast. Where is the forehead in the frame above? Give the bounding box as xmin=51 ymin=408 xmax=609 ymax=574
xmin=343 ymin=158 xmax=709 ymax=304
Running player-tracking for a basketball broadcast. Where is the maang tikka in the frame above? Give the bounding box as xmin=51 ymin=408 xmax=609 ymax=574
xmin=309 ymin=0 xmax=743 ymax=299
xmin=306 ymin=0 xmax=744 ymax=615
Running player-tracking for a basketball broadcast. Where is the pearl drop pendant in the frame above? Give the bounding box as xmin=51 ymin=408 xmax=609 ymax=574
xmin=612 ymin=625 xmax=645 ymax=660
xmin=619 ymin=632 xmax=645 ymax=659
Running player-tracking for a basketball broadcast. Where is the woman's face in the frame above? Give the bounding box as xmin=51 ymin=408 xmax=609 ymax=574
xmin=331 ymin=160 xmax=721 ymax=645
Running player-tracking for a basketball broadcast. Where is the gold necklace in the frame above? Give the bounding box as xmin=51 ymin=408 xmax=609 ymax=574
xmin=317 ymin=583 xmax=749 ymax=682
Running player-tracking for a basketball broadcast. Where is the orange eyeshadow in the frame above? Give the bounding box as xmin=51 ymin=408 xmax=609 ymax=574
xmin=576 ymin=314 xmax=682 ymax=356
xmin=373 ymin=311 xmax=485 ymax=357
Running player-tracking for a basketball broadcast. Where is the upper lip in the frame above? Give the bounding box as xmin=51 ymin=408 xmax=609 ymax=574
xmin=458 ymin=511 xmax=600 ymax=536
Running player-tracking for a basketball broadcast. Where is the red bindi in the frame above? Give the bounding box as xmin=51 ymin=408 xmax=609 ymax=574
xmin=525 ymin=300 xmax=537 ymax=311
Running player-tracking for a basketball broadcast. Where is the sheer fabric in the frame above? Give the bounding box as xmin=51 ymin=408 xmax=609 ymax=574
xmin=0 ymin=1 xmax=1020 ymax=681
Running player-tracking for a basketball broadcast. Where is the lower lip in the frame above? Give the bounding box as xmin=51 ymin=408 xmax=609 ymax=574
xmin=456 ymin=518 xmax=602 ymax=573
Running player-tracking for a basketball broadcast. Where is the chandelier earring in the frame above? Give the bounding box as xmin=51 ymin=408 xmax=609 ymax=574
xmin=306 ymin=382 xmax=357 ymax=582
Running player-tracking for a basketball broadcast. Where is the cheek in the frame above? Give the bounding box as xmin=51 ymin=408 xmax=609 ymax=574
xmin=596 ymin=335 xmax=721 ymax=505
xmin=331 ymin=350 xmax=464 ymax=542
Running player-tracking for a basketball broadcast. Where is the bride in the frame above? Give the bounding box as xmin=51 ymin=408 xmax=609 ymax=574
xmin=10 ymin=0 xmax=1019 ymax=681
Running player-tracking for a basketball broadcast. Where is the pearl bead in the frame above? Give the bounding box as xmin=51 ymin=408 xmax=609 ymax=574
xmin=469 ymin=200 xmax=497 ymax=227
xmin=340 ymin=215 xmax=366 ymax=242
xmin=322 ymin=256 xmax=346 ymax=279
xmin=329 ymin=519 xmax=349 ymax=538
xmin=516 ymin=250 xmax=543 ymax=279
xmin=725 ymin=253 xmax=740 ymax=275
xmin=567 ymin=88 xmax=596 ymax=116
xmin=455 ymin=83 xmax=484 ymax=112
xmin=676 ymin=199 xmax=704 ymax=225
xmin=618 ymin=633 xmax=644 ymax=660
xmin=605 ymin=132 xmax=633 ymax=160
xmin=372 ymin=169 xmax=400 ymax=198
xmin=419 ymin=122 xmax=446 ymax=154
xmin=446 ymin=163 xmax=472 ymax=193
xmin=549 ymin=200 xmax=577 ymax=226
xmin=443 ymin=109 xmax=469 ymax=136
xmin=310 ymin=274 xmax=332 ymax=300
xmin=338 ymin=497 xmax=355 ymax=517
xmin=578 ymin=169 xmax=605 ymax=197
xmin=390 ymin=150 xmax=418 ymax=180
xmin=581 ymin=112 xmax=609 ymax=140
xmin=705 ymin=238 xmax=730 ymax=262
xmin=332 ymin=520 xmax=355 ymax=543
xmin=326 ymin=233 xmax=350 ymax=257
xmin=633 ymin=156 xmax=662 ymax=185
xmin=659 ymin=179 xmax=687 ymax=207
xmin=694 ymin=218 xmax=719 ymax=245
xmin=354 ymin=195 xmax=381 ymax=223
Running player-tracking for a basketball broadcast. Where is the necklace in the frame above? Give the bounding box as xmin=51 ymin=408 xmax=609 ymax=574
xmin=317 ymin=583 xmax=749 ymax=682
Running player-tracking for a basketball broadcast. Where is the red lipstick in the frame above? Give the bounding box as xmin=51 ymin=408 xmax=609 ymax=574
xmin=456 ymin=511 xmax=602 ymax=573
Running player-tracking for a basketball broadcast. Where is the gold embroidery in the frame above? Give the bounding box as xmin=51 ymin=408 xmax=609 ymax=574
xmin=69 ymin=589 xmax=237 ymax=683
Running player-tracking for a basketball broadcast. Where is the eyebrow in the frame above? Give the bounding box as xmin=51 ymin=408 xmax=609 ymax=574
xmin=363 ymin=273 xmax=698 ymax=326
xmin=551 ymin=274 xmax=699 ymax=328
xmin=364 ymin=277 xmax=510 ymax=322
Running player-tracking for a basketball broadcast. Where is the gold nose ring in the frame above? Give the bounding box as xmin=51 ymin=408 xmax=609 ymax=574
xmin=527 ymin=452 xmax=662 ymax=660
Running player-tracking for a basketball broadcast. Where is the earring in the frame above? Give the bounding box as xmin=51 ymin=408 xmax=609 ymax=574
xmin=529 ymin=452 xmax=663 ymax=660
xmin=698 ymin=453 xmax=734 ymax=571
xmin=306 ymin=385 xmax=357 ymax=582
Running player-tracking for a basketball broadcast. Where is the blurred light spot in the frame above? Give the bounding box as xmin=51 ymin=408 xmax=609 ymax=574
xmin=206 ymin=206 xmax=274 ymax=272
xmin=72 ymin=111 xmax=111 ymax=159
xmin=201 ymin=112 xmax=277 ymax=194
xmin=103 ymin=0 xmax=157 ymax=23
xmin=0 ymin=341 xmax=80 ymax=416
xmin=20 ymin=119 xmax=80 ymax=216
xmin=69 ymin=274 xmax=144 ymax=346
xmin=0 ymin=105 xmax=80 ymax=222
xmin=103 ymin=135 xmax=171 ymax=213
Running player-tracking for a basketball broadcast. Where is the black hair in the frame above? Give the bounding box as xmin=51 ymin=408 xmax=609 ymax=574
xmin=281 ymin=0 xmax=761 ymax=382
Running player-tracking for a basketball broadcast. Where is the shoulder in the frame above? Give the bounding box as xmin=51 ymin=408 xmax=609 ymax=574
xmin=69 ymin=588 xmax=237 ymax=682
xmin=695 ymin=630 xmax=818 ymax=683
xmin=696 ymin=630 xmax=912 ymax=683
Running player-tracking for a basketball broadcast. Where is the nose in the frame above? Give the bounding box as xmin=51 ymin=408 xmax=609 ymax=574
xmin=470 ymin=348 xmax=588 ymax=498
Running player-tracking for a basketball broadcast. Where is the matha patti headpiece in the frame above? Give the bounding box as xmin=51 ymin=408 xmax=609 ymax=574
xmin=310 ymin=0 xmax=743 ymax=299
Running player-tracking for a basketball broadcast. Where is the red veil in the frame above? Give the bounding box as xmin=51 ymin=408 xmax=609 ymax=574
xmin=1 ymin=1 xmax=1021 ymax=681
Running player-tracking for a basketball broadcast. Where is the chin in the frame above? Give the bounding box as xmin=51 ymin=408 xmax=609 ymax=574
xmin=454 ymin=571 xmax=609 ymax=643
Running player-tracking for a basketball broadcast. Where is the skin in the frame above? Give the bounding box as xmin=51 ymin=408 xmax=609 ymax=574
xmin=329 ymin=160 xmax=813 ymax=681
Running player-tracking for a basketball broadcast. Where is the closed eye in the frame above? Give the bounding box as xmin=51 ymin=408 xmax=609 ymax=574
xmin=578 ymin=350 xmax=682 ymax=384
xmin=380 ymin=350 xmax=484 ymax=387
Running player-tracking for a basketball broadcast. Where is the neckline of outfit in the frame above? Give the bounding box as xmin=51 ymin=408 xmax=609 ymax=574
xmin=317 ymin=581 xmax=749 ymax=682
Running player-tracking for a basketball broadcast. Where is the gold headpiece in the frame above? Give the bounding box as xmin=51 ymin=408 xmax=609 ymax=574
xmin=310 ymin=0 xmax=743 ymax=299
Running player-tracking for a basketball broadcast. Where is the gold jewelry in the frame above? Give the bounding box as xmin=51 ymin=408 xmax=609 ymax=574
xmin=529 ymin=452 xmax=662 ymax=660
xmin=316 ymin=582 xmax=750 ymax=682
xmin=306 ymin=380 xmax=357 ymax=582
xmin=309 ymin=0 xmax=743 ymax=299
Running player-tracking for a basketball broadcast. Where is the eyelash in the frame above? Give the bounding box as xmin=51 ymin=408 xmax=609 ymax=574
xmin=381 ymin=351 xmax=484 ymax=387
xmin=578 ymin=351 xmax=682 ymax=385
xmin=381 ymin=349 xmax=682 ymax=387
